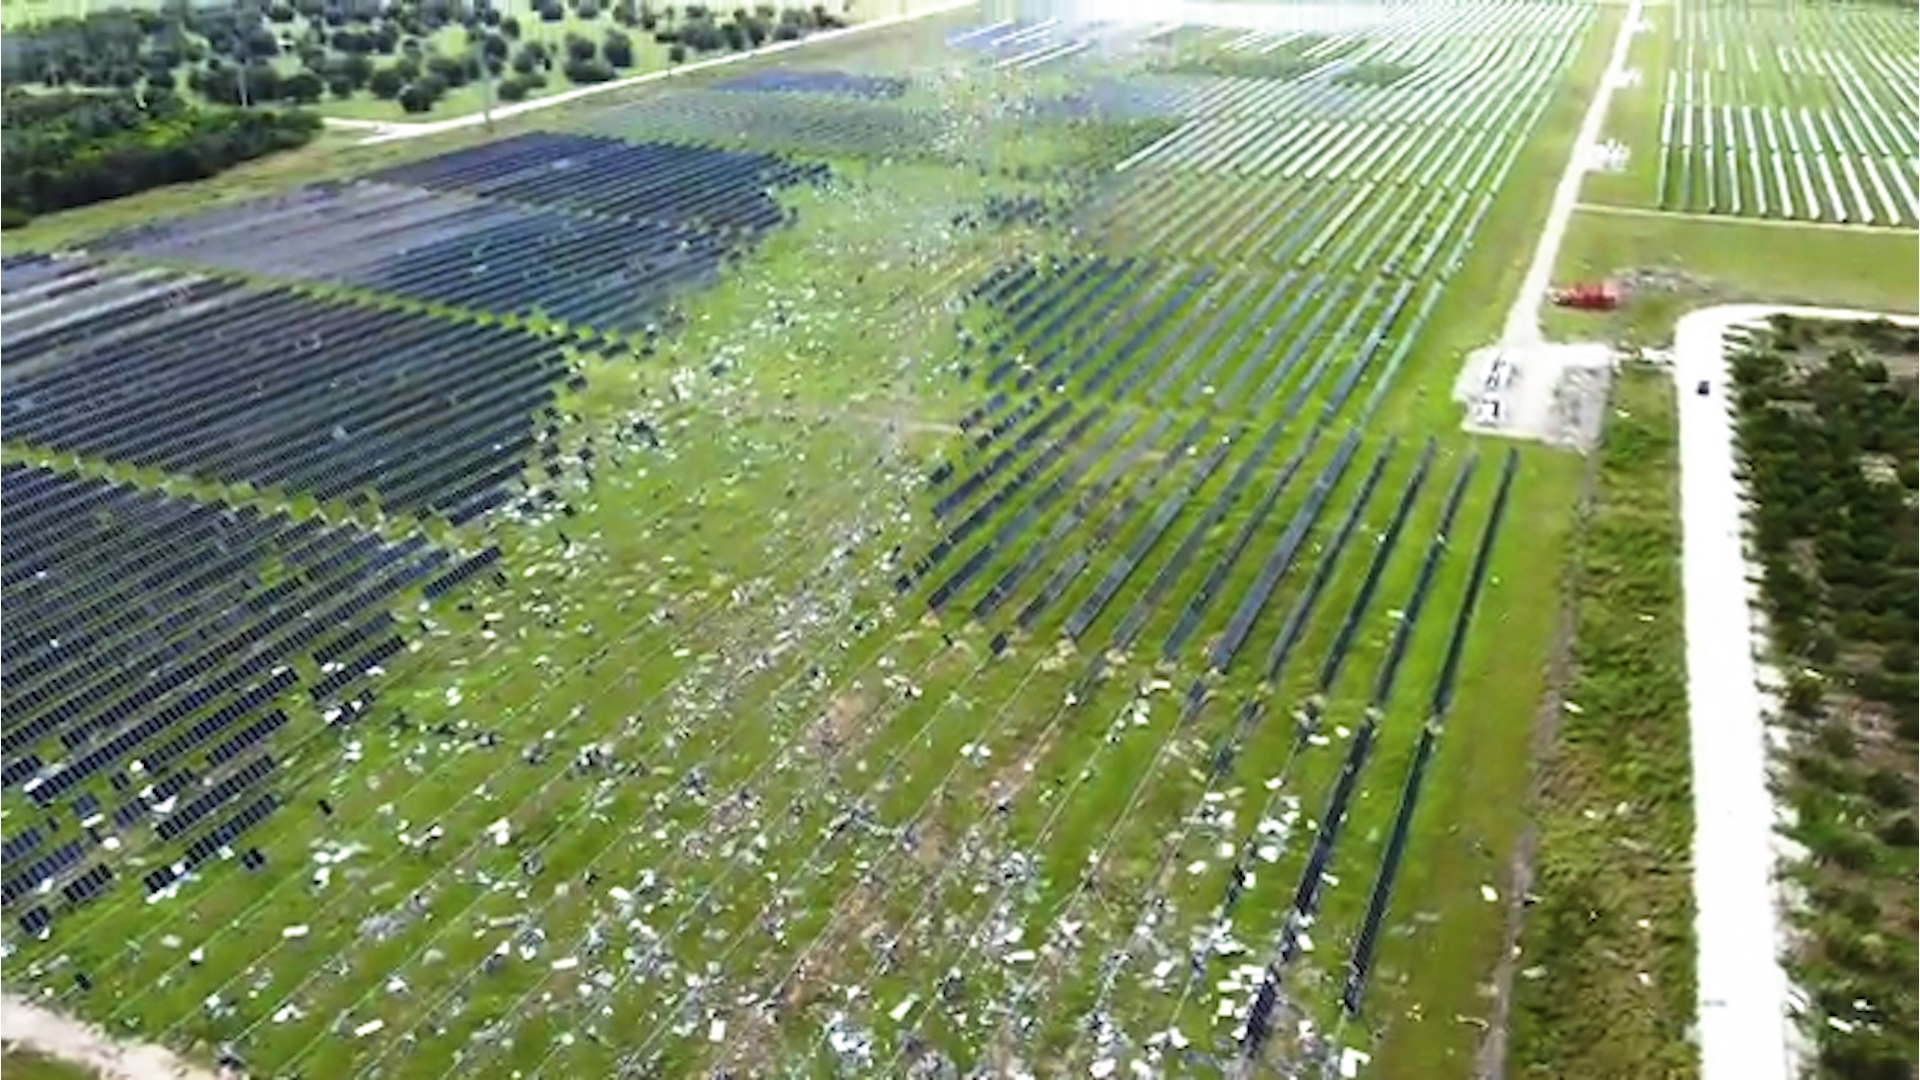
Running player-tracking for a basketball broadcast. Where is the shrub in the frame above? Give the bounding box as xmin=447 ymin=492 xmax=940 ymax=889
xmin=1 ymin=89 xmax=323 ymax=219
xmin=1865 ymin=767 xmax=1914 ymax=809
xmin=1815 ymin=720 xmax=1857 ymax=759
xmin=1825 ymin=824 xmax=1881 ymax=873
xmin=1784 ymin=674 xmax=1825 ymax=718
xmin=426 ymin=54 xmax=471 ymax=87
xmin=563 ymin=57 xmax=616 ymax=83
xmin=279 ymin=70 xmax=325 ymax=103
xmin=397 ymin=82 xmax=438 ymax=112
xmin=1877 ymin=813 xmax=1918 ymax=848
xmin=668 ymin=42 xmax=686 ymax=62
xmin=340 ymin=52 xmax=375 ymax=87
xmin=369 ymin=66 xmax=406 ymax=98
xmin=565 ymin=33 xmax=598 ymax=62
xmin=603 ymin=31 xmax=634 ymax=67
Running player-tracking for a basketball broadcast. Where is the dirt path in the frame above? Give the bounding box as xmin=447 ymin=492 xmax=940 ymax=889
xmin=1 ymin=994 xmax=225 ymax=1080
xmin=1673 ymin=305 xmax=1919 ymax=1080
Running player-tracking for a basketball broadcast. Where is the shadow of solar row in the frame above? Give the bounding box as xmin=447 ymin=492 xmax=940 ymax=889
xmin=711 ymin=69 xmax=910 ymax=99
xmin=1 ymin=263 xmax=569 ymax=518
xmin=577 ymin=92 xmax=950 ymax=161
xmin=362 ymin=131 xmax=828 ymax=233
xmin=0 ymin=465 xmax=499 ymax=915
xmin=90 ymin=183 xmax=731 ymax=336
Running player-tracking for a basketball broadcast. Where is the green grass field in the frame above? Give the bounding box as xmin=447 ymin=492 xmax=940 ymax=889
xmin=2 ymin=1 xmax=1911 ymax=1078
xmin=1545 ymin=205 xmax=1920 ymax=346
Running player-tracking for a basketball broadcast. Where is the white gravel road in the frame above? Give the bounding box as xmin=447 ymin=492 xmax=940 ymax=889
xmin=1500 ymin=0 xmax=1644 ymax=350
xmin=1675 ymin=304 xmax=1919 ymax=1080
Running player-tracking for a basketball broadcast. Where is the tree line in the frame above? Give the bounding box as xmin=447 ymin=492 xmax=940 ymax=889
xmin=1730 ymin=315 xmax=1918 ymax=1080
xmin=2 ymin=88 xmax=322 ymax=227
xmin=4 ymin=1 xmax=846 ymax=116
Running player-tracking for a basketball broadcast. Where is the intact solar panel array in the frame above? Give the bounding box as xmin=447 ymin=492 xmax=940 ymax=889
xmin=364 ymin=131 xmax=827 ymax=233
xmin=0 ymin=264 xmax=571 ymax=521
xmin=0 ymin=465 xmax=492 ymax=927
xmin=94 ymin=135 xmax=828 ymax=336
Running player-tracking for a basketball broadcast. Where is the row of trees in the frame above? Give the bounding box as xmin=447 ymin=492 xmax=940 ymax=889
xmin=1 ymin=89 xmax=321 ymax=227
xmin=6 ymin=1 xmax=845 ymax=115
xmin=1730 ymin=316 xmax=1919 ymax=1080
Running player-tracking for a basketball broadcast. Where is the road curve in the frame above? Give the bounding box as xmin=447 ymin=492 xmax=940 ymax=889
xmin=1674 ymin=303 xmax=1919 ymax=1080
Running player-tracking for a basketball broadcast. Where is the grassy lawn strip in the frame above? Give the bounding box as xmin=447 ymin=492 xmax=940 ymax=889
xmin=1507 ymin=363 xmax=1697 ymax=1080
xmin=1545 ymin=209 xmax=1920 ymax=348
xmin=1728 ymin=316 xmax=1918 ymax=1080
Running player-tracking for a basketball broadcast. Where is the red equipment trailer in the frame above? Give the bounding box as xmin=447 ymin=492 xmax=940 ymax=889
xmin=1551 ymin=281 xmax=1621 ymax=311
